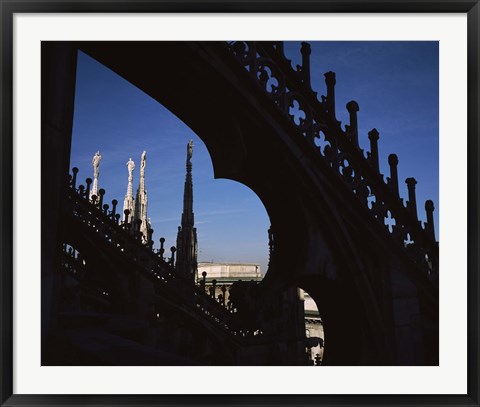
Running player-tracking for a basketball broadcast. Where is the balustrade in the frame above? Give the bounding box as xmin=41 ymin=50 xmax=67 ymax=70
xmin=227 ymin=41 xmax=438 ymax=281
xmin=65 ymin=170 xmax=258 ymax=340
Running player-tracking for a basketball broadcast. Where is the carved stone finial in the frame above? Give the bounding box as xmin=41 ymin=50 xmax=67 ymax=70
xmin=92 ymin=151 xmax=101 ymax=178
xmin=211 ymin=279 xmax=218 ymax=299
xmin=159 ymin=237 xmax=165 ymax=260
xmin=324 ymin=71 xmax=336 ymax=118
xmin=147 ymin=228 xmax=154 ymax=249
xmin=405 ymin=177 xmax=417 ymax=187
xmin=387 ymin=154 xmax=399 ymax=197
xmin=425 ymin=199 xmax=434 ymax=212
xmin=176 ymin=138 xmax=198 ymax=281
xmin=170 ymin=246 xmax=176 ymax=267
xmin=346 ymin=101 xmax=360 ymax=147
xmin=346 ymin=100 xmax=359 ymax=113
xmin=324 ymin=71 xmax=336 ymax=86
xmin=127 ymin=157 xmax=135 ymax=174
xmin=388 ymin=154 xmax=398 ymax=166
xmin=123 ymin=158 xmax=135 ymax=222
xmin=134 ymin=150 xmax=150 ymax=243
xmin=405 ymin=177 xmax=418 ymax=220
xmin=140 ymin=151 xmax=146 ymax=176
xmin=71 ymin=167 xmax=79 ymax=189
xmin=90 ymin=151 xmax=102 ymax=200
xmin=424 ymin=200 xmax=436 ymax=240
xmin=368 ymin=128 xmax=380 ymax=172
xmin=98 ymin=188 xmax=105 ymax=208
xmin=368 ymin=128 xmax=379 ymax=141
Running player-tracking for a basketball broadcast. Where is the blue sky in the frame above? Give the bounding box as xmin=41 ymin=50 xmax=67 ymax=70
xmin=70 ymin=42 xmax=438 ymax=274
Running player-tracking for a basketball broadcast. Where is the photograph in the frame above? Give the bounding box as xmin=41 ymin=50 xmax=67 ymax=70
xmin=2 ymin=6 xmax=478 ymax=406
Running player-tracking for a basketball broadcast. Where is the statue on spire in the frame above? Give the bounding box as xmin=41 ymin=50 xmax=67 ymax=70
xmin=134 ymin=150 xmax=150 ymax=244
xmin=90 ymin=151 xmax=102 ymax=199
xmin=123 ymin=157 xmax=135 ymax=222
xmin=92 ymin=151 xmax=102 ymax=178
xmin=187 ymin=139 xmax=193 ymax=163
xmin=140 ymin=150 xmax=146 ymax=176
xmin=127 ymin=157 xmax=135 ymax=176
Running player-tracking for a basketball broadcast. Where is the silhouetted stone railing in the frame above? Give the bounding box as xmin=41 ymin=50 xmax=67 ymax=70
xmin=66 ymin=169 xmax=264 ymax=341
xmin=227 ymin=41 xmax=438 ymax=282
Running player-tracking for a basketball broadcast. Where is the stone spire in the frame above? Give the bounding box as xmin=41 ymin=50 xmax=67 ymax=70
xmin=90 ymin=151 xmax=101 ymax=199
xmin=123 ymin=157 xmax=135 ymax=222
xmin=134 ymin=151 xmax=151 ymax=243
xmin=176 ymin=139 xmax=198 ymax=281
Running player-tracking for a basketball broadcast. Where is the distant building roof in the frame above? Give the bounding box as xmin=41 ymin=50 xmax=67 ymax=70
xmin=197 ymin=262 xmax=262 ymax=281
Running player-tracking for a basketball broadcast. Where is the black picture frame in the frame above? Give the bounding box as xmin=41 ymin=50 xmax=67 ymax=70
xmin=1 ymin=1 xmax=479 ymax=406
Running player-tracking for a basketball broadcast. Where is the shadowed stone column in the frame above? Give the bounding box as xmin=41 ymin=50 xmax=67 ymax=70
xmin=41 ymin=42 xmax=78 ymax=362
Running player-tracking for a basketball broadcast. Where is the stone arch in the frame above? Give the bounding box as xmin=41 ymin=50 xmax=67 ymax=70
xmin=42 ymin=42 xmax=437 ymax=366
xmin=74 ymin=42 xmax=398 ymax=365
